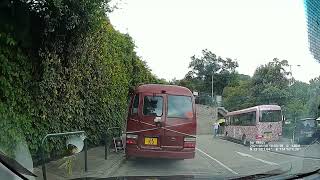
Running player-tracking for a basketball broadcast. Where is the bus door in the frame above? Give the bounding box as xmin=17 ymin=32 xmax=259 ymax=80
xmin=138 ymin=93 xmax=165 ymax=150
xmin=162 ymin=95 xmax=196 ymax=151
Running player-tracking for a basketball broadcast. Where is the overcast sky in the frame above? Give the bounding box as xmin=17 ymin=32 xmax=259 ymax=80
xmin=109 ymin=0 xmax=320 ymax=83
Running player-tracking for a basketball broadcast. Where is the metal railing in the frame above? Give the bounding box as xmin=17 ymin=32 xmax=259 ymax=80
xmin=105 ymin=127 xmax=122 ymax=160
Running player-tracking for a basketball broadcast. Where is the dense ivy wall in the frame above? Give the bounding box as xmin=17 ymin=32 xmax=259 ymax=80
xmin=0 ymin=0 xmax=162 ymax=160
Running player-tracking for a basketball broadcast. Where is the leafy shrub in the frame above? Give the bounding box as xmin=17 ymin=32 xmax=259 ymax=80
xmin=0 ymin=0 xmax=162 ymax=162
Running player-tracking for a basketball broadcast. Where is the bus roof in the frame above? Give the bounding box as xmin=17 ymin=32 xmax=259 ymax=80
xmin=135 ymin=84 xmax=193 ymax=96
xmin=226 ymin=105 xmax=281 ymax=116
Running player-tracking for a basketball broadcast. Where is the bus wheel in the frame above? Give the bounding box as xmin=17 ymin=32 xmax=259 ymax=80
xmin=242 ymin=135 xmax=247 ymax=146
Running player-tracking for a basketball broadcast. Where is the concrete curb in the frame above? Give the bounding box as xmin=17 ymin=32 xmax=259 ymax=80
xmin=34 ymin=147 xmax=127 ymax=179
xmin=103 ymin=154 xmax=126 ymax=177
xmin=219 ymin=136 xmax=248 ymax=146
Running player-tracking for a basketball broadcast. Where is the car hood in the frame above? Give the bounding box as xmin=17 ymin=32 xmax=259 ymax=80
xmin=70 ymin=175 xmax=225 ymax=180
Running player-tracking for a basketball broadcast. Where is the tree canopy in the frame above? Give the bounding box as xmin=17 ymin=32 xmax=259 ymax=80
xmin=174 ymin=49 xmax=238 ymax=96
xmin=222 ymin=58 xmax=319 ymax=120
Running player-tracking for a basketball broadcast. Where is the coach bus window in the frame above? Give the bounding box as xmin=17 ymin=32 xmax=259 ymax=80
xmin=232 ymin=115 xmax=241 ymax=125
xmin=143 ymin=96 xmax=163 ymax=116
xmin=240 ymin=112 xmax=256 ymax=126
xmin=230 ymin=116 xmax=234 ymax=125
xmin=132 ymin=94 xmax=139 ymax=114
xmin=168 ymin=95 xmax=193 ymax=118
xmin=226 ymin=117 xmax=231 ymax=125
xmin=260 ymin=110 xmax=282 ymax=122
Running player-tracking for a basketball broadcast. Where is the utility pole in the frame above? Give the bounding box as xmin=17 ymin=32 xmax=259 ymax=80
xmin=211 ymin=68 xmax=222 ymax=104
xmin=211 ymin=74 xmax=214 ymax=103
xmin=288 ymin=64 xmax=301 ymax=86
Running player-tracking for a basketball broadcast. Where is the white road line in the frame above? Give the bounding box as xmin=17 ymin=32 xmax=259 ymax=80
xmin=236 ymin=151 xmax=279 ymax=165
xmin=196 ymin=148 xmax=239 ymax=175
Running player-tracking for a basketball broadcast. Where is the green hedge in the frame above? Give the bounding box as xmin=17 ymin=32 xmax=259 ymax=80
xmin=0 ymin=0 xmax=162 ymax=161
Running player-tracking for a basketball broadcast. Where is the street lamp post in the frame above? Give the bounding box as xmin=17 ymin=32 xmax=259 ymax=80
xmin=288 ymin=64 xmax=301 ymax=85
xmin=211 ymin=74 xmax=213 ymax=103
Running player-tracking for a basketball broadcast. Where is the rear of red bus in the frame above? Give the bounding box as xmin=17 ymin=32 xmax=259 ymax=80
xmin=125 ymin=84 xmax=197 ymax=159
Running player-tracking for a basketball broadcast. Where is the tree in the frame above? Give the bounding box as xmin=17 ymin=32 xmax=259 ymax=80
xmin=283 ymin=81 xmax=310 ymax=119
xmin=223 ymin=58 xmax=292 ymax=111
xmin=306 ymin=76 xmax=320 ymax=117
xmin=251 ymin=58 xmax=290 ymax=106
xmin=222 ymin=78 xmax=254 ymax=111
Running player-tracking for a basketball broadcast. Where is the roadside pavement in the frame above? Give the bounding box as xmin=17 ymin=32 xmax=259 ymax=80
xmin=34 ymin=146 xmax=125 ymax=180
xmin=268 ymin=137 xmax=320 ymax=159
xmin=220 ymin=135 xmax=320 ymax=160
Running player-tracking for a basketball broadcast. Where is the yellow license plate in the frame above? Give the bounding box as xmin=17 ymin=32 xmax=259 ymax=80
xmin=144 ymin=137 xmax=158 ymax=145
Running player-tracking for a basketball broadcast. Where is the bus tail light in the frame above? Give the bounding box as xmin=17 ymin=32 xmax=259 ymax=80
xmin=126 ymin=139 xmax=137 ymax=145
xmin=184 ymin=137 xmax=196 ymax=148
xmin=126 ymin=134 xmax=138 ymax=145
xmin=255 ymin=135 xmax=263 ymax=139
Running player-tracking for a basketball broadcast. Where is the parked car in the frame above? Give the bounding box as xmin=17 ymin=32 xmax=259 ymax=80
xmin=294 ymin=118 xmax=319 ymax=144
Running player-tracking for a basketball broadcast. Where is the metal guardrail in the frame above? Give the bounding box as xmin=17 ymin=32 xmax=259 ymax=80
xmin=41 ymin=131 xmax=87 ymax=180
xmin=105 ymin=127 xmax=122 ymax=160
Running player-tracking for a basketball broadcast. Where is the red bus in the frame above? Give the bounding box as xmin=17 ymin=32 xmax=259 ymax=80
xmin=225 ymin=105 xmax=283 ymax=145
xmin=125 ymin=84 xmax=197 ymax=159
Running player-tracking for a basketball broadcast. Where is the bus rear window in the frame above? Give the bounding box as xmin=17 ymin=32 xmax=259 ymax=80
xmin=168 ymin=95 xmax=193 ymax=118
xmin=260 ymin=110 xmax=281 ymax=122
xmin=143 ymin=96 xmax=163 ymax=116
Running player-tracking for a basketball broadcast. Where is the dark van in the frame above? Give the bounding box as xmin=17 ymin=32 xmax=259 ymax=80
xmin=294 ymin=118 xmax=318 ymax=144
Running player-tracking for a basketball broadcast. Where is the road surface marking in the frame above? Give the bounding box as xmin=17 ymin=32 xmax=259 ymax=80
xmin=266 ymin=150 xmax=320 ymax=160
xmin=236 ymin=151 xmax=279 ymax=165
xmin=196 ymin=148 xmax=239 ymax=175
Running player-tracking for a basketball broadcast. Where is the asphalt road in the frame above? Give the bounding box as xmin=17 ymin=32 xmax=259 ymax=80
xmin=109 ymin=135 xmax=320 ymax=178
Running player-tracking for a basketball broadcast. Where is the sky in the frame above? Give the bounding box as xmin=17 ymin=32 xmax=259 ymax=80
xmin=109 ymin=0 xmax=320 ymax=83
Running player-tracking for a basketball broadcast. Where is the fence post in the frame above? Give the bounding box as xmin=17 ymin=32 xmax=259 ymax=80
xmin=104 ymin=134 xmax=109 ymax=160
xmin=84 ymin=138 xmax=88 ymax=172
xmin=41 ymin=146 xmax=47 ymax=180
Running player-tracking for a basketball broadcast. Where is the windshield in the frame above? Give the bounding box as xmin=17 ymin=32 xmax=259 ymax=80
xmin=143 ymin=96 xmax=163 ymax=116
xmin=167 ymin=95 xmax=193 ymax=118
xmin=260 ymin=110 xmax=282 ymax=122
xmin=1 ymin=0 xmax=320 ymax=179
xmin=299 ymin=119 xmax=316 ymax=128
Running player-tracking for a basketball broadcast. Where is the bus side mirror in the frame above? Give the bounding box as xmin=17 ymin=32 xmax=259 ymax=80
xmin=282 ymin=115 xmax=286 ymax=122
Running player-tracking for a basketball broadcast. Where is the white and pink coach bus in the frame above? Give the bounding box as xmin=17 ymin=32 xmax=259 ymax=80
xmin=224 ymin=105 xmax=283 ymax=144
